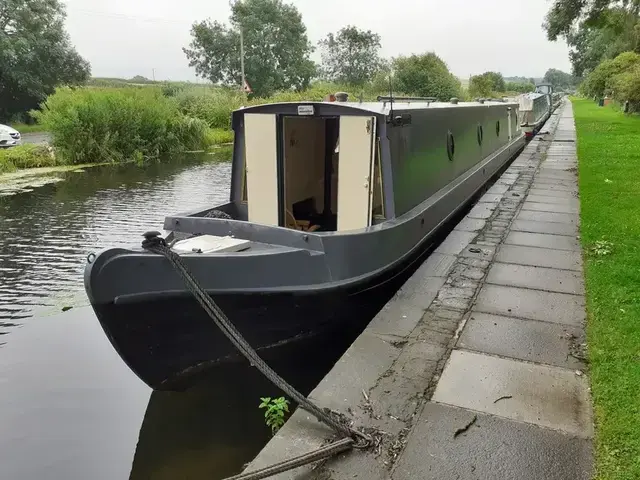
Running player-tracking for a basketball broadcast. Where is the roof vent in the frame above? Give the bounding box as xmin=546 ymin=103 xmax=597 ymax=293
xmin=335 ymin=92 xmax=349 ymax=102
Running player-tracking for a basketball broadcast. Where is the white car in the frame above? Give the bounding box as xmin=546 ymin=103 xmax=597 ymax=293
xmin=0 ymin=124 xmax=21 ymax=148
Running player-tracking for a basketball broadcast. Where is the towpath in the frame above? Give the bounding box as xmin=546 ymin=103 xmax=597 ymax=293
xmin=243 ymin=101 xmax=593 ymax=480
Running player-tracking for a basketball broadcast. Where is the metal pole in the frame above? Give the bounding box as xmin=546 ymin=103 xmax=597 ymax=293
xmin=240 ymin=27 xmax=245 ymax=92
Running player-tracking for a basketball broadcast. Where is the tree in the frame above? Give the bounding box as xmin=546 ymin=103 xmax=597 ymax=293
xmin=468 ymin=71 xmax=506 ymax=97
xmin=544 ymin=1 xmax=640 ymax=76
xmin=183 ymin=0 xmax=316 ymax=97
xmin=468 ymin=74 xmax=494 ymax=97
xmin=542 ymin=68 xmax=576 ymax=89
xmin=0 ymin=0 xmax=90 ymax=122
xmin=485 ymin=72 xmax=506 ymax=92
xmin=318 ymin=26 xmax=382 ymax=86
xmin=392 ymin=53 xmax=461 ymax=100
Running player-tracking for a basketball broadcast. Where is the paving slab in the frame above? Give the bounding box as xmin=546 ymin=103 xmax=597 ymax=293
xmin=486 ymin=262 xmax=584 ymax=294
xmin=367 ymin=301 xmax=427 ymax=338
xmin=511 ymin=219 xmax=578 ymax=236
xmin=531 ymin=181 xmax=576 ymax=192
xmin=495 ymin=244 xmax=582 ymax=271
xmin=417 ymin=252 xmax=457 ymax=277
xmin=532 ymin=178 xmax=576 ymax=188
xmin=517 ymin=209 xmax=579 ymax=225
xmin=521 ymin=201 xmax=579 ymax=214
xmin=467 ymin=202 xmax=496 ymax=219
xmin=525 ymin=194 xmax=579 ymax=206
xmin=454 ymin=217 xmax=486 ymax=232
xmin=393 ymin=275 xmax=446 ymax=309
xmin=474 ymin=284 xmax=585 ymax=326
xmin=458 ymin=312 xmax=586 ymax=369
xmin=459 ymin=243 xmax=495 ymax=260
xmin=486 ymin=183 xmax=509 ymax=195
xmin=432 ymin=350 xmax=593 ymax=437
xmin=535 ymin=172 xmax=577 ymax=181
xmin=478 ymin=193 xmax=503 ymax=203
xmin=528 ymin=188 xmax=578 ymax=199
xmin=505 ymin=231 xmax=580 ymax=251
xmin=393 ymin=403 xmax=593 ymax=480
xmin=434 ymin=230 xmax=477 ymax=255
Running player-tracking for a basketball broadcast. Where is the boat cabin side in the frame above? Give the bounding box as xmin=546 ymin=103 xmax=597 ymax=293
xmin=227 ymin=102 xmax=390 ymax=234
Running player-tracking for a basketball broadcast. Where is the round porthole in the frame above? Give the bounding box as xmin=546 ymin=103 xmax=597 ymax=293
xmin=446 ymin=130 xmax=455 ymax=161
xmin=477 ymin=124 xmax=484 ymax=146
xmin=496 ymin=120 xmax=501 ymax=137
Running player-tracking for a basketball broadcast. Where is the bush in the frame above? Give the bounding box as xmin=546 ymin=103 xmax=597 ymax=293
xmin=33 ymin=87 xmax=211 ymax=164
xmin=392 ymin=53 xmax=461 ymax=100
xmin=609 ymin=65 xmax=640 ymax=112
xmin=176 ymin=87 xmax=245 ymax=130
xmin=505 ymin=81 xmax=535 ymax=93
xmin=0 ymin=144 xmax=57 ymax=172
xmin=581 ymin=51 xmax=640 ymax=99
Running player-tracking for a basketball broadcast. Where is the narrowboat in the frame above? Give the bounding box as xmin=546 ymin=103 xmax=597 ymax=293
xmin=518 ymin=83 xmax=565 ymax=139
xmin=84 ymin=94 xmax=526 ymax=390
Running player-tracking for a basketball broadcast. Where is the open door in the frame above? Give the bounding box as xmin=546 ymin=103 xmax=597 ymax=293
xmin=337 ymin=116 xmax=377 ymax=231
xmin=244 ymin=113 xmax=279 ymax=226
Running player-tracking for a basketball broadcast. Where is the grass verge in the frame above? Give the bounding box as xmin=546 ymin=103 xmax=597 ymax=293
xmin=8 ymin=122 xmax=47 ymax=134
xmin=572 ymin=97 xmax=640 ymax=480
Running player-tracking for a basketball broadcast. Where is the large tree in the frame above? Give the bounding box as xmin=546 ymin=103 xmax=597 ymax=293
xmin=318 ymin=26 xmax=382 ymax=86
xmin=392 ymin=53 xmax=461 ymax=100
xmin=183 ymin=0 xmax=316 ymax=97
xmin=0 ymin=0 xmax=90 ymax=122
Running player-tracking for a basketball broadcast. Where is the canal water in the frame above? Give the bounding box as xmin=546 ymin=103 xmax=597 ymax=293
xmin=0 ymin=151 xmax=375 ymax=479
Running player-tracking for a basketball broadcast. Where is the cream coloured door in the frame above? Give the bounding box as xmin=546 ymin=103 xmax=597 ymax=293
xmin=244 ymin=113 xmax=279 ymax=226
xmin=337 ymin=116 xmax=377 ymax=231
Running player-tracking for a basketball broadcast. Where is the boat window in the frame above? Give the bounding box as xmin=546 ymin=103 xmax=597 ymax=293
xmin=496 ymin=120 xmax=500 ymax=137
xmin=477 ymin=124 xmax=483 ymax=146
xmin=447 ymin=131 xmax=455 ymax=161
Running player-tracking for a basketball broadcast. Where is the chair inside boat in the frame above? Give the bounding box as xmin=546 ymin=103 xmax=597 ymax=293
xmin=242 ymin=110 xmax=385 ymax=233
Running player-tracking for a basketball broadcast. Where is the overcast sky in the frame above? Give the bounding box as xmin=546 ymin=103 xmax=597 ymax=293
xmin=61 ymin=0 xmax=571 ymax=81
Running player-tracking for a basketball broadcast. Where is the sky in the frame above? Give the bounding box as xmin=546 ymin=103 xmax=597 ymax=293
xmin=61 ymin=0 xmax=571 ymax=81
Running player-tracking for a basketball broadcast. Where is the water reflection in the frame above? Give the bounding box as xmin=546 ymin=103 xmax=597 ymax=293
xmin=130 ymin=329 xmax=353 ymax=480
xmin=0 ymin=150 xmax=231 ymax=328
xmin=0 ymin=304 xmax=360 ymax=480
xmin=0 ymin=307 xmax=150 ymax=480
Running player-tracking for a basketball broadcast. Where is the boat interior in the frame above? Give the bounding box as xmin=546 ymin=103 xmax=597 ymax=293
xmin=239 ymin=113 xmax=385 ymax=233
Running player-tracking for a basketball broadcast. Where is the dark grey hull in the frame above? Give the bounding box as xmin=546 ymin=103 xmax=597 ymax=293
xmin=84 ymin=134 xmax=524 ymax=390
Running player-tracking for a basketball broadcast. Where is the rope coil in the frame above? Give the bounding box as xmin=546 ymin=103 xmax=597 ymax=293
xmin=141 ymin=231 xmax=371 ymax=478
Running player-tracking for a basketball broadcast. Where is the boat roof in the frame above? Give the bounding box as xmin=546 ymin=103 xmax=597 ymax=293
xmin=235 ymin=99 xmax=518 ymax=116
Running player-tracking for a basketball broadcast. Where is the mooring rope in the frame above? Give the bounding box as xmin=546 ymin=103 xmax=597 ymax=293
xmin=141 ymin=231 xmax=370 ymax=478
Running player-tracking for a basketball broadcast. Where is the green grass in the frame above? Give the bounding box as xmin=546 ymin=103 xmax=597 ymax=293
xmin=8 ymin=122 xmax=47 ymax=133
xmin=0 ymin=144 xmax=58 ymax=173
xmin=572 ymin=97 xmax=640 ymax=480
xmin=207 ymin=128 xmax=234 ymax=145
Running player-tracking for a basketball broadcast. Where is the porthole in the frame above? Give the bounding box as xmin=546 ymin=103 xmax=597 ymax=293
xmin=477 ymin=124 xmax=484 ymax=146
xmin=446 ymin=131 xmax=455 ymax=161
xmin=496 ymin=120 xmax=501 ymax=137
